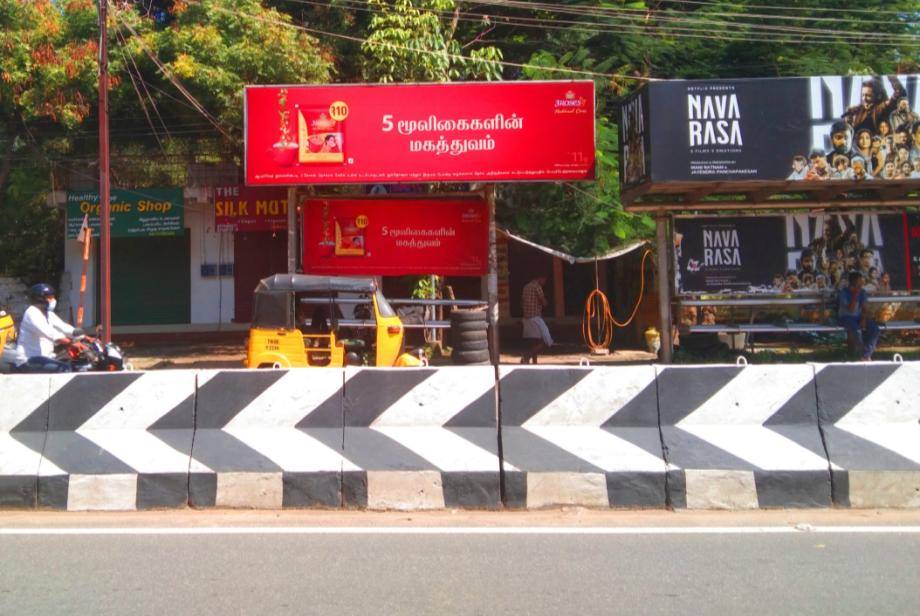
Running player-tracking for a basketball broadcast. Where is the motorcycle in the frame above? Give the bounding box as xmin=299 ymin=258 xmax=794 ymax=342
xmin=1 ymin=335 xmax=130 ymax=373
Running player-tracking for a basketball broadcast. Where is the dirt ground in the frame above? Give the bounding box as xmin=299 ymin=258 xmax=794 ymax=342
xmin=121 ymin=340 xmax=657 ymax=371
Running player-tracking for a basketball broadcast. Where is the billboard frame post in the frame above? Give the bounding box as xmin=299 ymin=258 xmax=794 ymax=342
xmin=656 ymin=213 xmax=673 ymax=363
xmin=483 ymin=184 xmax=500 ymax=366
xmin=287 ymin=186 xmax=298 ymax=273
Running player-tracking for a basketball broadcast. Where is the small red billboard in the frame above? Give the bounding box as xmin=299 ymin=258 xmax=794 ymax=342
xmin=245 ymin=81 xmax=595 ymax=186
xmin=214 ymin=186 xmax=288 ymax=231
xmin=303 ymin=198 xmax=488 ymax=276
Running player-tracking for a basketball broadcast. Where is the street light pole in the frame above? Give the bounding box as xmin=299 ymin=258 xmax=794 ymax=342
xmin=98 ymin=0 xmax=111 ymax=342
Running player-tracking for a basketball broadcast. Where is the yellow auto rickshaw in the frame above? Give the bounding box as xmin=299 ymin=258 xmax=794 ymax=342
xmin=245 ymin=274 xmax=422 ymax=368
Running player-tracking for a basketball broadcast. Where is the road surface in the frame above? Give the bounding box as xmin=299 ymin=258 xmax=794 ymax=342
xmin=1 ymin=510 xmax=918 ymax=615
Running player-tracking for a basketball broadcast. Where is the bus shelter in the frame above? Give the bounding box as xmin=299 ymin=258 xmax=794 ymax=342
xmin=618 ymin=73 xmax=920 ymax=361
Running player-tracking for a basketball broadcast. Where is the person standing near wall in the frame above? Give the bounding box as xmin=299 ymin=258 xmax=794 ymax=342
xmin=837 ymin=271 xmax=879 ymax=362
xmin=521 ymin=275 xmax=553 ymax=364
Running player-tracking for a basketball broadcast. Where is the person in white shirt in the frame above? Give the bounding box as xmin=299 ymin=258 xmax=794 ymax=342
xmin=14 ymin=283 xmax=76 ymax=373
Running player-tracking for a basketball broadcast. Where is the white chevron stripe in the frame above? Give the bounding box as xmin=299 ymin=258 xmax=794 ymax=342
xmin=526 ymin=427 xmax=665 ymax=472
xmin=523 ymin=366 xmax=656 ymax=427
xmin=367 ymin=368 xmax=502 ymax=472
xmin=833 ymin=364 xmax=920 ymax=465
xmin=1 ymin=375 xmax=67 ymax=476
xmin=372 ymin=427 xmax=500 ymax=472
xmin=0 ymin=375 xmax=49 ymax=475
xmin=76 ymin=372 xmax=195 ymax=474
xmin=676 ymin=366 xmax=827 ymax=471
xmin=369 ymin=367 xmax=495 ymax=427
xmin=223 ymin=370 xmax=357 ymax=472
xmin=521 ymin=367 xmax=666 ymax=473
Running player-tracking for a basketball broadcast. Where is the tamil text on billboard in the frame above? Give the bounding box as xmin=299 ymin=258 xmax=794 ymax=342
xmin=245 ymin=81 xmax=595 ymax=185
xmin=303 ymin=198 xmax=487 ymax=276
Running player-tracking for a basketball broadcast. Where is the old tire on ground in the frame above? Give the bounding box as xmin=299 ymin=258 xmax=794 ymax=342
xmin=451 ymin=320 xmax=488 ymax=332
xmin=454 ymin=339 xmax=489 ymax=352
xmin=452 ymin=349 xmax=491 ymax=364
xmin=453 ymin=329 xmax=488 ymax=343
xmin=449 ymin=308 xmax=488 ymax=322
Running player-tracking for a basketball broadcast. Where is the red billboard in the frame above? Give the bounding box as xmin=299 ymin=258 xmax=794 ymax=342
xmin=214 ymin=186 xmax=288 ymax=231
xmin=245 ymin=81 xmax=595 ymax=186
xmin=303 ymin=198 xmax=487 ymax=276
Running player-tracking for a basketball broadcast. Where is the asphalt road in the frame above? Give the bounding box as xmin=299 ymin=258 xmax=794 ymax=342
xmin=1 ymin=512 xmax=918 ymax=615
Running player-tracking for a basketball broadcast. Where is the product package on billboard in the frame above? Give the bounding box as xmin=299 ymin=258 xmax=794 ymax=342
xmin=298 ymin=108 xmax=345 ymax=164
xmin=245 ymin=82 xmax=596 ymax=185
xmin=304 ymin=198 xmax=488 ymax=276
xmin=620 ymin=74 xmax=920 ymax=189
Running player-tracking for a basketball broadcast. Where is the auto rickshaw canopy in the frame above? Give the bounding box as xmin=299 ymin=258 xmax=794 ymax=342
xmin=252 ymin=274 xmax=379 ymax=329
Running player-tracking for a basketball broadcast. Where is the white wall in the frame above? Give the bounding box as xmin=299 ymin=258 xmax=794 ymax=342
xmin=185 ymin=196 xmax=235 ymax=325
xmin=63 ymin=240 xmax=97 ymax=328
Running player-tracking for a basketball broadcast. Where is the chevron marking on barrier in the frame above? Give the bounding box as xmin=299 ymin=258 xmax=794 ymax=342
xmin=34 ymin=371 xmax=196 ymax=510
xmin=498 ymin=366 xmax=667 ymax=509
xmin=188 ymin=369 xmax=348 ymax=509
xmin=342 ymin=367 xmax=501 ymax=509
xmin=658 ymin=365 xmax=831 ymax=509
xmin=1 ymin=375 xmax=59 ymax=508
xmin=815 ymin=363 xmax=920 ymax=508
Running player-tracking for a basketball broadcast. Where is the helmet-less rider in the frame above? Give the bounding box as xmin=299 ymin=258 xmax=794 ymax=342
xmin=13 ymin=283 xmax=77 ymax=373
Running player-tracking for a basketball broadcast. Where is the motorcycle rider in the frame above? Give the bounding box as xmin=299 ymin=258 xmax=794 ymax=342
xmin=13 ymin=283 xmax=78 ymax=373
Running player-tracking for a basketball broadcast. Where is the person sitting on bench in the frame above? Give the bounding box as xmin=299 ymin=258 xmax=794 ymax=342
xmin=837 ymin=271 xmax=879 ymax=361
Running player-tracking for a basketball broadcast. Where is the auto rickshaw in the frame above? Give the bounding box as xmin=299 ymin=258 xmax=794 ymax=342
xmin=245 ymin=273 xmax=422 ymax=368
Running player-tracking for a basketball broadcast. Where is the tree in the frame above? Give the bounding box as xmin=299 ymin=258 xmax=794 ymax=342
xmin=361 ymin=0 xmax=502 ymax=82
xmin=0 ymin=0 xmax=335 ymax=282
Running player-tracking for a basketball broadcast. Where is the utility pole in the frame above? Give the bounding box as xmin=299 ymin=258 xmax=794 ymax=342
xmin=98 ymin=0 xmax=112 ymax=342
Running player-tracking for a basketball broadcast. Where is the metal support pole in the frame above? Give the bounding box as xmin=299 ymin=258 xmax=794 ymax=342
xmin=656 ymin=214 xmax=673 ymax=363
xmin=98 ymin=0 xmax=111 ymax=342
xmin=287 ymin=186 xmax=297 ymax=273
xmin=483 ymin=185 xmax=500 ymax=365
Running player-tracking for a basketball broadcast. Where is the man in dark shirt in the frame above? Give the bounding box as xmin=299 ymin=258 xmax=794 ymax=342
xmin=837 ymin=271 xmax=880 ymax=361
xmin=843 ymin=76 xmax=906 ymax=134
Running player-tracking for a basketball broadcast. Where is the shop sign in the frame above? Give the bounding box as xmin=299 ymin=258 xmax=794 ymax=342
xmin=623 ymin=74 xmax=920 ymax=185
xmin=674 ymin=213 xmax=910 ymax=294
xmin=66 ymin=188 xmax=183 ymax=238
xmin=214 ymin=186 xmax=288 ymax=232
xmin=303 ymin=198 xmax=488 ymax=276
xmin=245 ymin=81 xmax=595 ymax=185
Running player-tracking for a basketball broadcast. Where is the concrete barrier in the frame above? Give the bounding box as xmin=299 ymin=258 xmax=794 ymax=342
xmin=499 ymin=366 xmax=667 ymax=509
xmin=342 ymin=366 xmax=500 ymax=510
xmin=657 ymin=365 xmax=831 ymax=509
xmin=0 ymin=374 xmax=51 ymax=508
xmin=189 ymin=369 xmax=347 ymax=508
xmin=37 ymin=371 xmax=196 ymax=510
xmin=815 ymin=362 xmax=920 ymax=508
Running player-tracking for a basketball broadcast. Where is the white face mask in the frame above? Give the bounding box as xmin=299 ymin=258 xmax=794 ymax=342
xmin=47 ymin=299 xmax=57 ymax=312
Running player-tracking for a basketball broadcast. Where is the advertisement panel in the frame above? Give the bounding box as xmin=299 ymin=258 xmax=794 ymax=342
xmin=66 ymin=188 xmax=183 ymax=238
xmin=214 ymin=186 xmax=288 ymax=232
xmin=675 ymin=213 xmax=910 ymax=294
xmin=632 ymin=74 xmax=920 ymax=184
xmin=618 ymin=87 xmax=651 ymax=188
xmin=909 ymin=213 xmax=920 ymax=291
xmin=303 ymin=198 xmax=487 ymax=276
xmin=245 ymin=81 xmax=595 ymax=185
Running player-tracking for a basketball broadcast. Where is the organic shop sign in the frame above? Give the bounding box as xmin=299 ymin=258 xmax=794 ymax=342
xmin=66 ymin=188 xmax=183 ymax=238
xmin=244 ymin=81 xmax=596 ymax=185
xmin=302 ymin=198 xmax=488 ymax=276
xmin=214 ymin=186 xmax=288 ymax=232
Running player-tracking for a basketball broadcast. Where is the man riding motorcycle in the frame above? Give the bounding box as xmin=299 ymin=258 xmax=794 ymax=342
xmin=13 ymin=283 xmax=79 ymax=373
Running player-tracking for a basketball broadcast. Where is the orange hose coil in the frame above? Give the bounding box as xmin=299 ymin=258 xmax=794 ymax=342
xmin=582 ymin=250 xmax=653 ymax=352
